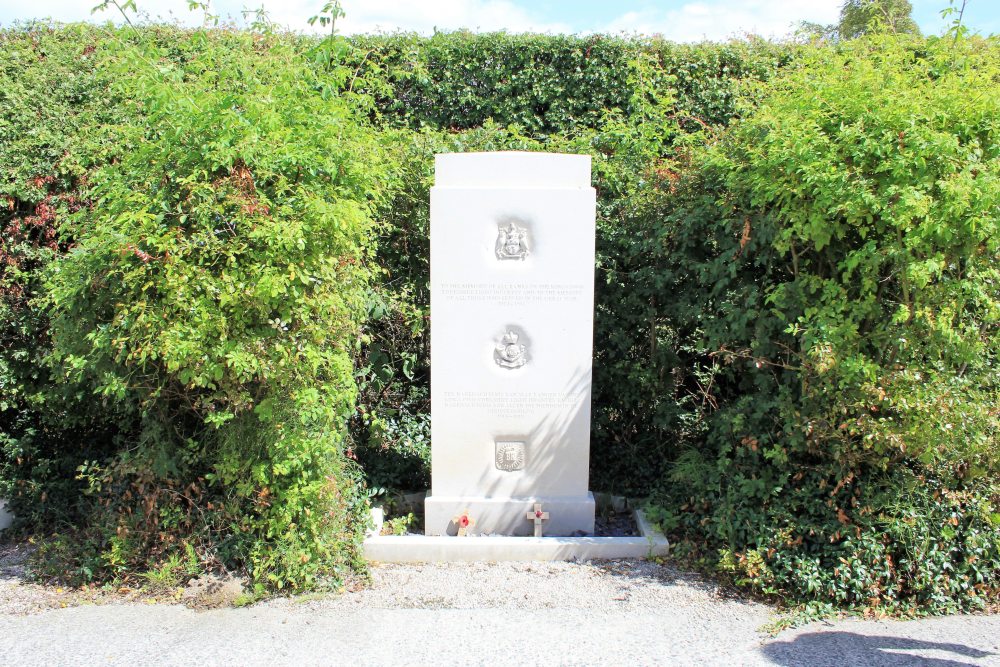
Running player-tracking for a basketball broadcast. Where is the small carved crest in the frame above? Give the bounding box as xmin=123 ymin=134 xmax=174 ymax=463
xmin=495 ymin=441 xmax=526 ymax=471
xmin=494 ymin=330 xmax=528 ymax=369
xmin=495 ymin=221 xmax=529 ymax=261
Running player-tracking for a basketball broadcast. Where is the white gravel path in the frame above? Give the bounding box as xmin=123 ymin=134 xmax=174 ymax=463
xmin=2 ymin=545 xmax=998 ymax=666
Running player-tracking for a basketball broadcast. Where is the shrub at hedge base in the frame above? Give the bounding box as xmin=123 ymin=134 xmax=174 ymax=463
xmin=649 ymin=35 xmax=1000 ymax=613
xmin=35 ymin=30 xmax=385 ymax=591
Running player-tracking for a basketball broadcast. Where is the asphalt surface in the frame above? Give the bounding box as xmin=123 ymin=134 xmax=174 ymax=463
xmin=1 ymin=557 xmax=997 ymax=666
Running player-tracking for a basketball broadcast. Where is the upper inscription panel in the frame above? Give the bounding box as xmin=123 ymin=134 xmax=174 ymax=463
xmin=438 ymin=282 xmax=584 ymax=305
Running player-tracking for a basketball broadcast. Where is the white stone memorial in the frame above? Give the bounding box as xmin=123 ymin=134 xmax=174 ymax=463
xmin=425 ymin=151 xmax=597 ymax=536
xmin=0 ymin=499 xmax=12 ymax=532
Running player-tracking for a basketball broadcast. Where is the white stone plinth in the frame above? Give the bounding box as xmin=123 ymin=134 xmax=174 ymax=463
xmin=364 ymin=510 xmax=669 ymax=563
xmin=425 ymin=493 xmax=596 ymax=537
xmin=428 ymin=152 xmax=597 ymax=536
xmin=0 ymin=499 xmax=12 ymax=532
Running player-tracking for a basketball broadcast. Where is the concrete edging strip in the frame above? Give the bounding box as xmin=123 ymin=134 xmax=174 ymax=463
xmin=364 ymin=509 xmax=669 ymax=563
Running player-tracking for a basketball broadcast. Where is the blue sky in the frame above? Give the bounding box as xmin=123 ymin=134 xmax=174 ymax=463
xmin=0 ymin=1 xmax=997 ymax=41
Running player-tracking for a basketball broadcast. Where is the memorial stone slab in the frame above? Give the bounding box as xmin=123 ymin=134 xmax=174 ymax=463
xmin=425 ymin=152 xmax=597 ymax=536
xmin=0 ymin=499 xmax=12 ymax=532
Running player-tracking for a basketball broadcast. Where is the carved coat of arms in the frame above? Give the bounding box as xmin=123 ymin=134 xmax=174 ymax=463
xmin=495 ymin=441 xmax=526 ymax=471
xmin=495 ymin=222 xmax=529 ymax=260
xmin=496 ymin=441 xmax=525 ymax=472
xmin=494 ymin=330 xmax=528 ymax=369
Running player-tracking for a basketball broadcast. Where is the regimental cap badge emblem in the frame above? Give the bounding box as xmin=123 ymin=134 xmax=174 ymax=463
xmin=494 ymin=329 xmax=528 ymax=369
xmin=495 ymin=221 xmax=529 ymax=261
xmin=495 ymin=441 xmax=526 ymax=472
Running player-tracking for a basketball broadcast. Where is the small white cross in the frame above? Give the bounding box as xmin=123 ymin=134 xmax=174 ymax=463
xmin=526 ymin=503 xmax=549 ymax=537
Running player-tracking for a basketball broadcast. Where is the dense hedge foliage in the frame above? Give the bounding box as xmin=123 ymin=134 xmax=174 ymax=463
xmin=0 ymin=25 xmax=130 ymax=528
xmin=1 ymin=23 xmax=997 ymax=612
xmin=351 ymin=30 xmax=1000 ymax=613
xmin=2 ymin=24 xmax=383 ymax=592
xmin=346 ymin=32 xmax=794 ymax=133
xmin=347 ymin=33 xmax=797 ymax=494
xmin=649 ymin=36 xmax=1000 ymax=612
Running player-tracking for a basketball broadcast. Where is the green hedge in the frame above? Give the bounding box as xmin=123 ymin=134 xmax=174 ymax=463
xmin=1 ymin=25 xmax=798 ymax=584
xmin=0 ymin=24 xmax=132 ymax=527
xmin=648 ymin=35 xmax=1000 ymax=613
xmin=347 ymin=33 xmax=797 ymax=495
xmin=349 ymin=30 xmax=999 ymax=613
xmin=1 ymin=24 xmax=997 ymax=612
xmin=2 ymin=24 xmax=384 ymax=592
xmin=347 ymin=32 xmax=794 ymax=134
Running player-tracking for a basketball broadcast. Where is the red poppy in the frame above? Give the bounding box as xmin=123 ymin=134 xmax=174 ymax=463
xmin=459 ymin=515 xmax=470 ymax=527
xmin=535 ymin=510 xmax=543 ymax=518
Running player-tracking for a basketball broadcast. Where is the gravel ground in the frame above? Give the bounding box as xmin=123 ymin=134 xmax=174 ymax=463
xmin=2 ymin=540 xmax=998 ymax=666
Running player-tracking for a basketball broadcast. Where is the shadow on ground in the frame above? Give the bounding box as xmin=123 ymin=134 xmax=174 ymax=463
xmin=0 ymin=538 xmax=34 ymax=585
xmin=591 ymin=559 xmax=733 ymax=596
xmin=762 ymin=631 xmax=995 ymax=667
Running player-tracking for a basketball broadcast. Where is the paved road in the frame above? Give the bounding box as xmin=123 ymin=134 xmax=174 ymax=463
xmin=1 ymin=604 xmax=998 ymax=666
xmin=1 ymin=558 xmax=997 ymax=666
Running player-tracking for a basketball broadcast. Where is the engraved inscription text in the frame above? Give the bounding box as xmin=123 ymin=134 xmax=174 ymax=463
xmin=441 ymin=391 xmax=584 ymax=419
xmin=439 ymin=282 xmax=584 ymax=305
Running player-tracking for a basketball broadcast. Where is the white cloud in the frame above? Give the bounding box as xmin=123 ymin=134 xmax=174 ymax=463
xmin=336 ymin=0 xmax=571 ymax=34
xmin=217 ymin=0 xmax=572 ymax=35
xmin=602 ymin=0 xmax=842 ymax=42
xmin=0 ymin=0 xmax=569 ymax=34
xmin=1 ymin=0 xmax=838 ymax=39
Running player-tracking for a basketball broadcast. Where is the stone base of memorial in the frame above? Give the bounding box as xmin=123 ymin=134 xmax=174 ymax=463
xmin=363 ymin=506 xmax=669 ymax=563
xmin=0 ymin=499 xmax=12 ymax=532
xmin=424 ymin=494 xmax=596 ymax=537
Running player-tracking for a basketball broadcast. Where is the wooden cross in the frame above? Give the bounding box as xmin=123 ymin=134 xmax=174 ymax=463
xmin=526 ymin=503 xmax=549 ymax=537
xmin=452 ymin=510 xmax=475 ymax=537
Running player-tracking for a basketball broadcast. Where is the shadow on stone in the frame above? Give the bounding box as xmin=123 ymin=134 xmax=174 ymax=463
xmin=762 ymin=631 xmax=995 ymax=667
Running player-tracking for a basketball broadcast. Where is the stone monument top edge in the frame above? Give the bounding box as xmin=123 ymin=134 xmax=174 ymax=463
xmin=434 ymin=151 xmax=592 ymax=189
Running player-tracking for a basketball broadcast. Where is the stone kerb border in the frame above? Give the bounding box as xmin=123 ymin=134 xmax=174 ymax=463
xmin=363 ymin=506 xmax=669 ymax=563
